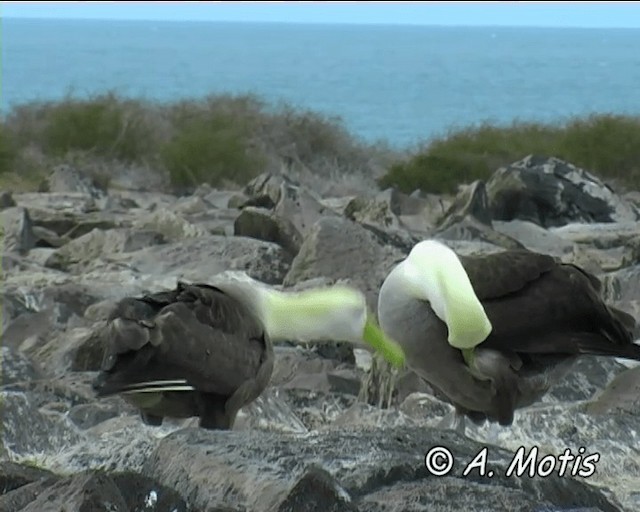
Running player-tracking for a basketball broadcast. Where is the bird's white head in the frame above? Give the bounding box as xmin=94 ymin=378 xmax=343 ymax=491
xmin=261 ymin=284 xmax=405 ymax=367
xmin=399 ymin=240 xmax=492 ymax=349
xmin=215 ymin=272 xmax=405 ymax=367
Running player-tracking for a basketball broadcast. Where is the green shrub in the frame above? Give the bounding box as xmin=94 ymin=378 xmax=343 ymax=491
xmin=0 ymin=125 xmax=17 ymax=175
xmin=379 ymin=153 xmax=492 ymax=195
xmin=41 ymin=93 xmax=154 ymax=161
xmin=379 ymin=115 xmax=640 ymax=193
xmin=0 ymin=119 xmax=44 ymax=190
xmin=556 ymin=115 xmax=640 ymax=185
xmin=160 ymin=110 xmax=264 ymax=190
xmin=10 ymin=92 xmax=638 ymax=196
xmin=261 ymin=104 xmax=377 ymax=177
xmin=273 ymin=107 xmax=350 ymax=159
xmin=1 ymin=92 xmax=386 ymax=193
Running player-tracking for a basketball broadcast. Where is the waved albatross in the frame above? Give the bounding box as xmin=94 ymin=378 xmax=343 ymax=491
xmin=93 ymin=273 xmax=402 ymax=430
xmin=377 ymin=240 xmax=639 ymax=428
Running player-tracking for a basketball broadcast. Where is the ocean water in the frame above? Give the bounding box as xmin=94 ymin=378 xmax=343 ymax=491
xmin=2 ymin=18 xmax=640 ymax=148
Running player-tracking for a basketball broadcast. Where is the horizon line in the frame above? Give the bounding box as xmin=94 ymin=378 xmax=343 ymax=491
xmin=4 ymin=16 xmax=640 ymax=30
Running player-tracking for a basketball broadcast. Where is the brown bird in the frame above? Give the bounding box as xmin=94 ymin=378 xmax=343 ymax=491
xmin=377 ymin=240 xmax=639 ymax=430
xmin=93 ymin=273 xmax=401 ymax=430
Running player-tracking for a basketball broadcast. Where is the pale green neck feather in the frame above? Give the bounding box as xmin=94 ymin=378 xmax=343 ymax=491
xmin=214 ymin=274 xmax=406 ymax=367
xmin=402 ymin=242 xmax=492 ymax=349
xmin=438 ymin=266 xmax=492 ymax=349
xmin=258 ymin=285 xmax=369 ymax=343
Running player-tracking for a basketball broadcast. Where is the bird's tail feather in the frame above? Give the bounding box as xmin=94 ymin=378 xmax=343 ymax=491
xmin=94 ymin=378 xmax=195 ymax=396
xmin=611 ymin=307 xmax=637 ymax=334
xmin=596 ymin=305 xmax=636 ymax=346
xmin=120 ymin=380 xmax=196 ymax=394
xmin=577 ymin=334 xmax=640 ymax=361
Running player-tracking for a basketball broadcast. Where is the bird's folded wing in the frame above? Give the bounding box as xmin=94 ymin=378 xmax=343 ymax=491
xmin=477 ymin=263 xmax=638 ymax=358
xmin=459 ymin=250 xmax=556 ymax=300
xmin=97 ymin=285 xmax=268 ymax=397
xmin=151 ymin=302 xmax=267 ymax=395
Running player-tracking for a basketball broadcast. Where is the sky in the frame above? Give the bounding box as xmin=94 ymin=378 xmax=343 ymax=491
xmin=3 ymin=1 xmax=640 ymax=29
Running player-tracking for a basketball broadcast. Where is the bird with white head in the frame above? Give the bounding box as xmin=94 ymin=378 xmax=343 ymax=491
xmin=377 ymin=239 xmax=640 ymax=430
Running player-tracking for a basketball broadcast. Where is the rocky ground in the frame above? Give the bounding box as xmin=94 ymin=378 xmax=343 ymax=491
xmin=2 ymin=155 xmax=640 ymax=512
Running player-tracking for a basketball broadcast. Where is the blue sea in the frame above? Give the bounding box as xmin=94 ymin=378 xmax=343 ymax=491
xmin=3 ymin=18 xmax=640 ymax=148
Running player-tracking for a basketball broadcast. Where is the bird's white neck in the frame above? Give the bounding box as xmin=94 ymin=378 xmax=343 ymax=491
xmin=212 ymin=273 xmax=405 ymax=367
xmin=393 ymin=243 xmax=493 ymax=349
xmin=256 ymin=285 xmax=369 ymax=343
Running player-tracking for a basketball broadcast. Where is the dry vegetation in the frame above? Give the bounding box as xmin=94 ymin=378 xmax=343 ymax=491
xmin=379 ymin=115 xmax=640 ymax=194
xmin=0 ymin=92 xmax=397 ymax=196
xmin=1 ymin=92 xmax=639 ymax=196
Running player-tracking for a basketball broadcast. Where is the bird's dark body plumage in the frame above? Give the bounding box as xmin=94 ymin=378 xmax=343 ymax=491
xmin=460 ymin=251 xmax=637 ymax=359
xmin=378 ymin=247 xmax=639 ymax=427
xmin=456 ymin=250 xmax=639 ymax=425
xmin=93 ymin=282 xmax=273 ymax=430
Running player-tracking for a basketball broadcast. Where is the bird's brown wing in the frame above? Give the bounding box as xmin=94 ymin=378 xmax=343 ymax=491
xmin=459 ymin=249 xmax=557 ymax=301
xmin=461 ymin=251 xmax=638 ymax=359
xmin=94 ymin=283 xmax=270 ymax=398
